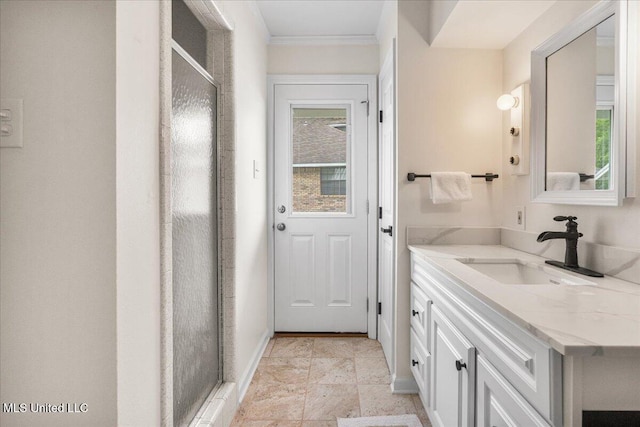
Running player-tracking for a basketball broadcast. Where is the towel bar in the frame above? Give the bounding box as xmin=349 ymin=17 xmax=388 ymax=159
xmin=579 ymin=173 xmax=594 ymax=182
xmin=407 ymin=172 xmax=499 ymax=182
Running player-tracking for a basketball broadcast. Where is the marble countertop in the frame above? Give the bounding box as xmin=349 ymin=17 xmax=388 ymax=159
xmin=408 ymin=244 xmax=640 ymax=357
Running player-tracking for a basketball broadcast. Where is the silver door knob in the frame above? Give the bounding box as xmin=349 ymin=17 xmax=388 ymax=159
xmin=276 ymin=223 xmax=286 ymax=231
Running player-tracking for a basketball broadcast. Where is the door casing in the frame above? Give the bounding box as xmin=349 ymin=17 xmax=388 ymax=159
xmin=267 ymin=74 xmax=378 ymax=338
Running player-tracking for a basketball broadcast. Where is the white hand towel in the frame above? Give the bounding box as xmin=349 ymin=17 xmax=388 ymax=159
xmin=547 ymin=172 xmax=580 ymax=191
xmin=430 ymin=172 xmax=473 ymax=204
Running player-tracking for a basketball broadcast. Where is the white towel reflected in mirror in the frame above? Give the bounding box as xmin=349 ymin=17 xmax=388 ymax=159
xmin=547 ymin=172 xmax=580 ymax=191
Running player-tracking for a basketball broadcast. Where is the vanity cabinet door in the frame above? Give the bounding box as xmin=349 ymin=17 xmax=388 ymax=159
xmin=430 ymin=305 xmax=476 ymax=427
xmin=477 ymin=354 xmax=551 ymax=427
xmin=411 ymin=281 xmax=431 ymax=350
xmin=410 ymin=329 xmax=431 ymax=405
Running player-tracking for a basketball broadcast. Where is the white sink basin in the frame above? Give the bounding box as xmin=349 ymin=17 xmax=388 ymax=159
xmin=459 ymin=259 xmax=596 ymax=286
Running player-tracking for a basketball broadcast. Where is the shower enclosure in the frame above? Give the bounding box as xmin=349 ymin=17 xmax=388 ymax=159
xmin=171 ymin=43 xmax=221 ymax=427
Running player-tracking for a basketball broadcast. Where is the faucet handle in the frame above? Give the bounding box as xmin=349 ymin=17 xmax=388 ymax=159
xmin=553 ymin=215 xmax=577 ymax=222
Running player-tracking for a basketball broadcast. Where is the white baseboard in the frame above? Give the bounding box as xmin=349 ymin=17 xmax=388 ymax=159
xmin=236 ymin=329 xmax=271 ymax=404
xmin=390 ymin=374 xmax=419 ymax=394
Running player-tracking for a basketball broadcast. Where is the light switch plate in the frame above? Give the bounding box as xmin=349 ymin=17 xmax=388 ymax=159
xmin=514 ymin=205 xmax=526 ymax=230
xmin=0 ymin=98 xmax=23 ymax=148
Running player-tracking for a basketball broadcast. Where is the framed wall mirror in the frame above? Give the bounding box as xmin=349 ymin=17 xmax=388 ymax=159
xmin=531 ymin=0 xmax=636 ymax=206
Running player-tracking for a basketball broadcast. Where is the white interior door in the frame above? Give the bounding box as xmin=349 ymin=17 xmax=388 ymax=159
xmin=378 ymin=49 xmax=395 ymax=364
xmin=274 ymin=83 xmax=369 ymax=332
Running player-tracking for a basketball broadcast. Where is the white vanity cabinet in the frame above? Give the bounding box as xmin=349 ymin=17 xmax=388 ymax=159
xmin=410 ymin=253 xmax=561 ymax=427
xmin=409 ymin=281 xmax=431 ymax=399
xmin=430 ymin=305 xmax=475 ymax=427
xmin=477 ymin=354 xmax=551 ymax=427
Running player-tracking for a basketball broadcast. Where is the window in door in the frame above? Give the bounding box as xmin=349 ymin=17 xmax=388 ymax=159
xmin=291 ymin=107 xmax=350 ymax=213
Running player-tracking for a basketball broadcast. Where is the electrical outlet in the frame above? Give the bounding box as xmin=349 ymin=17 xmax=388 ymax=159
xmin=514 ymin=206 xmax=525 ymax=230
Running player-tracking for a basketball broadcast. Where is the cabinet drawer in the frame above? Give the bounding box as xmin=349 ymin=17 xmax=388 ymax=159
xmin=477 ymin=354 xmax=551 ymax=427
xmin=411 ymin=281 xmax=431 ymax=351
xmin=411 ymin=255 xmax=561 ymax=425
xmin=410 ymin=329 xmax=430 ymax=403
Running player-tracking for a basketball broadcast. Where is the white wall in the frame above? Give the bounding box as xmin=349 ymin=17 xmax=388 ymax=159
xmin=268 ymin=44 xmax=379 ymax=74
xmin=427 ymin=0 xmax=458 ymax=45
xmin=377 ymin=0 xmax=398 ymax=67
xmin=502 ymin=0 xmax=640 ymax=248
xmin=115 ymin=1 xmax=161 ymax=425
xmin=396 ymin=0 xmax=503 ymax=383
xmin=219 ymin=0 xmax=270 ymax=392
xmin=0 ymin=1 xmax=117 ymax=425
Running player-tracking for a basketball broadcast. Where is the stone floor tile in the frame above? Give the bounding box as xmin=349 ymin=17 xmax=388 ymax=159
xmin=303 ymin=384 xmax=360 ymax=420
xmin=301 ymin=421 xmax=337 ymax=427
xmin=352 ymin=338 xmax=386 ymax=358
xmin=358 ymin=385 xmax=417 ymax=417
xmin=355 ymin=357 xmax=390 ymax=384
xmin=312 ymin=338 xmax=355 ymax=358
xmin=271 ymin=338 xmax=314 ymax=358
xmin=242 ymin=383 xmax=307 ymax=420
xmin=262 ymin=339 xmax=276 ymax=358
xmin=256 ymin=358 xmax=311 ymax=385
xmin=308 ymin=358 xmax=356 ymax=384
xmin=411 ymin=395 xmax=432 ymax=426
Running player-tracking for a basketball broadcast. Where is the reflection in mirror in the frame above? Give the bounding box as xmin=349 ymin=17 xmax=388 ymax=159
xmin=546 ymin=15 xmax=614 ymax=192
xmin=531 ymin=0 xmax=636 ymax=206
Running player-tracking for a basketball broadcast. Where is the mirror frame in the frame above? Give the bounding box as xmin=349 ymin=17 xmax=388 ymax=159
xmin=531 ymin=0 xmax=635 ymax=206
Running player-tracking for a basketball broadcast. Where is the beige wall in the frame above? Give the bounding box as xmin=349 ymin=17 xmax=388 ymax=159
xmin=396 ymin=0 xmax=503 ymax=382
xmin=0 ymin=1 xmax=117 ymax=425
xmin=502 ymin=0 xmax=640 ymax=248
xmin=219 ymin=0 xmax=271 ymax=395
xmin=268 ymin=44 xmax=379 ymax=74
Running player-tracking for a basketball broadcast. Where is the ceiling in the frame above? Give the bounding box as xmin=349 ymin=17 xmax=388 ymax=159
xmin=253 ymin=0 xmax=558 ymax=49
xmin=255 ymin=0 xmax=384 ymax=43
xmin=430 ymin=0 xmax=557 ymax=49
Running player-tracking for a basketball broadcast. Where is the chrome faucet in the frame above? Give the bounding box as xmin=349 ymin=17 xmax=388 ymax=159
xmin=537 ymin=216 xmax=603 ymax=277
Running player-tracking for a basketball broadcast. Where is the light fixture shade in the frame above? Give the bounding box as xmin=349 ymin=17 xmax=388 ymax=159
xmin=497 ymin=94 xmax=519 ymax=110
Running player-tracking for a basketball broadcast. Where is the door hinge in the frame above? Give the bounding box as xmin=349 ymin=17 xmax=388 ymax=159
xmin=377 ymin=302 xmax=382 ymax=315
xmin=366 ymin=200 xmax=369 ymax=214
xmin=379 ymin=110 xmax=383 ymax=123
xmin=361 ymin=100 xmax=369 ymax=116
xmin=378 ymin=206 xmax=383 ymax=219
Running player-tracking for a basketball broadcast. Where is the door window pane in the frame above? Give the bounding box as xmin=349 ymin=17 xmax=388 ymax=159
xmin=292 ymin=107 xmax=349 ymax=213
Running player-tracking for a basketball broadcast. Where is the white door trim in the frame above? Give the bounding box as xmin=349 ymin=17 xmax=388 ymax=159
xmin=267 ymin=74 xmax=378 ymax=338
xmin=377 ymin=45 xmax=397 ymax=375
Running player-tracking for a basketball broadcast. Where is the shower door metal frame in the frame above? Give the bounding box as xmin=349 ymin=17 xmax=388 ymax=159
xmin=171 ymin=39 xmax=223 ymax=423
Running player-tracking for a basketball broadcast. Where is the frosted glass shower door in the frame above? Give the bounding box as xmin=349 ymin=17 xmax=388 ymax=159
xmin=171 ymin=47 xmax=220 ymax=427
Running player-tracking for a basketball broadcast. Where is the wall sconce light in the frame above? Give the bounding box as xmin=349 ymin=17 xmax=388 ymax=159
xmin=498 ymin=84 xmax=529 ymax=176
xmin=496 ymin=94 xmax=519 ymax=111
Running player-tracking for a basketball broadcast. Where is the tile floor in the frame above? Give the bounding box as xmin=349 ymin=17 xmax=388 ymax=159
xmin=231 ymin=337 xmax=432 ymax=427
